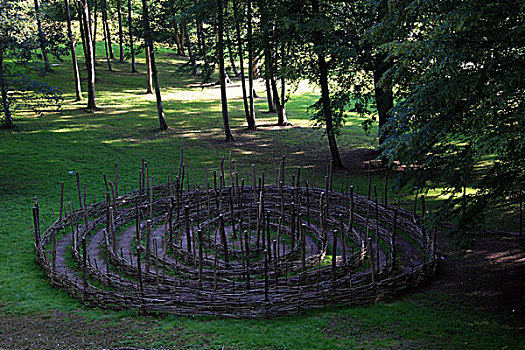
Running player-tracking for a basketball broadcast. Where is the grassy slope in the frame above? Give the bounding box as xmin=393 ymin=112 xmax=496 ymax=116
xmin=0 ymin=46 xmax=522 ymax=349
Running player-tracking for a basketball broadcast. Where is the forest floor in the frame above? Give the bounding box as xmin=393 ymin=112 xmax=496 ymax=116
xmin=0 ymin=48 xmax=524 ymax=349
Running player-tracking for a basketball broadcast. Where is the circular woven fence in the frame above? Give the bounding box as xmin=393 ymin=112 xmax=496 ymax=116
xmin=33 ymin=159 xmax=437 ymax=318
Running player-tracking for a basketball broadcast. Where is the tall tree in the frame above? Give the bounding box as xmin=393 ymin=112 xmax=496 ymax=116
xmin=217 ymin=0 xmax=233 ymax=141
xmin=145 ymin=45 xmax=153 ymax=93
xmin=64 ymin=0 xmax=82 ymax=101
xmin=116 ymin=0 xmax=124 ymax=62
xmin=76 ymin=0 xmax=96 ymax=111
xmin=91 ymin=2 xmax=97 ymax=60
xmin=0 ymin=0 xmax=63 ymax=128
xmin=103 ymin=0 xmax=115 ymax=59
xmin=310 ymin=0 xmax=343 ymax=168
xmin=0 ymin=46 xmax=12 ymax=128
xmin=141 ymin=0 xmax=168 ymax=130
xmin=232 ymin=0 xmax=255 ymax=130
xmin=246 ymin=0 xmax=256 ymax=122
xmin=127 ymin=0 xmax=137 ymax=72
xmin=102 ymin=0 xmax=113 ymax=70
xmin=33 ymin=0 xmax=50 ymax=71
xmin=372 ymin=0 xmax=525 ymax=239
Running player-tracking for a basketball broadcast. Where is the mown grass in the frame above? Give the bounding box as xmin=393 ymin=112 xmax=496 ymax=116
xmin=0 ymin=44 xmax=523 ymax=349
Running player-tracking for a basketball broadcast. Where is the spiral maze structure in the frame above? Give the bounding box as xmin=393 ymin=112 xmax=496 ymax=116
xmin=33 ymin=160 xmax=437 ymax=318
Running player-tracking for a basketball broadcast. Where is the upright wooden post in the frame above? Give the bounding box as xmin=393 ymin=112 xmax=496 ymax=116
xmin=219 ymin=214 xmax=229 ymax=263
xmin=51 ymin=229 xmax=57 ymax=275
xmin=339 ymin=214 xmax=346 ymax=264
xmin=198 ymin=229 xmax=203 ymax=288
xmin=421 ymin=194 xmax=426 ymax=239
xmin=244 ymin=230 xmax=250 ymax=290
xmin=264 ymin=250 xmax=269 ymax=302
xmin=367 ymin=161 xmax=372 ymax=200
xmin=273 ymin=239 xmax=278 ymax=287
xmin=169 ymin=196 xmax=174 ymax=243
xmin=146 ymin=219 xmax=151 ymax=273
xmin=266 ymin=211 xmax=272 ymax=258
xmin=367 ymin=236 xmax=376 ymax=286
xmin=392 ymin=208 xmax=398 ymax=271
xmin=301 ymin=223 xmax=306 ymax=272
xmin=185 ymin=205 xmax=192 ymax=254
xmin=82 ymin=235 xmax=88 ymax=290
xmin=331 ymin=229 xmax=338 ymax=282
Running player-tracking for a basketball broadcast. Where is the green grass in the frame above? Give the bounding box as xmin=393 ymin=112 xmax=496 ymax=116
xmin=0 ymin=43 xmax=523 ymax=348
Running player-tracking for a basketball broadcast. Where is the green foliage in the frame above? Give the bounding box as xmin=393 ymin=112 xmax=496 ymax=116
xmin=0 ymin=0 xmax=64 ymax=128
xmin=369 ymin=0 xmax=525 ymax=240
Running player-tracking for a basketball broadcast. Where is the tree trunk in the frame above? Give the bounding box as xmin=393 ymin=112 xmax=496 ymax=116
xmin=312 ymin=0 xmax=342 ymax=168
xmin=233 ymin=0 xmax=255 ymax=129
xmin=217 ymin=0 xmax=234 ymax=141
xmin=0 ymin=49 xmax=14 ymax=129
xmin=65 ymin=0 xmax=82 ymax=101
xmin=127 ymin=0 xmax=137 ymax=72
xmin=173 ymin=21 xmax=183 ymax=55
xmin=92 ymin=4 xmax=97 ymax=61
xmin=34 ymin=0 xmax=50 ymax=71
xmin=259 ymin=1 xmax=275 ymax=113
xmin=117 ymin=0 xmax=124 ymax=62
xmin=196 ymin=21 xmax=204 ymax=51
xmin=280 ymin=43 xmax=288 ymax=120
xmin=373 ymin=58 xmax=393 ymax=145
xmin=225 ymin=27 xmax=240 ymax=77
xmin=145 ymin=45 xmax=153 ymax=94
xmin=103 ymin=10 xmax=113 ymax=71
xmin=270 ymin=76 xmax=287 ymax=125
xmin=76 ymin=3 xmax=87 ymax=59
xmin=246 ymin=0 xmax=256 ymax=119
xmin=184 ymin=25 xmax=200 ymax=75
xmin=141 ymin=0 xmax=168 ymax=130
xmin=78 ymin=0 xmax=96 ymax=111
xmin=271 ymin=47 xmax=287 ymax=125
xmin=103 ymin=1 xmax=115 ymax=59
xmin=179 ymin=25 xmax=186 ymax=56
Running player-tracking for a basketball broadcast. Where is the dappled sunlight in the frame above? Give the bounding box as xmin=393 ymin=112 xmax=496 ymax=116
xmin=487 ymin=250 xmax=525 ymax=265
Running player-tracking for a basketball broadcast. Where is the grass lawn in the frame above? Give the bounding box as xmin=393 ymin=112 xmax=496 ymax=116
xmin=0 ymin=45 xmax=523 ymax=349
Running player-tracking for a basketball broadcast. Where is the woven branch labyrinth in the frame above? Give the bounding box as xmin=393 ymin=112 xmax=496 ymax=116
xmin=33 ymin=156 xmax=437 ymax=318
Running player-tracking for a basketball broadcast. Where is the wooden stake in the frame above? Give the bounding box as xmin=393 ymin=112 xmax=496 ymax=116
xmin=198 ymin=229 xmax=203 ymax=288
xmin=252 ymin=164 xmax=257 ymax=204
xmin=82 ymin=236 xmax=87 ymax=290
xmin=384 ymin=170 xmax=388 ymax=207
xmin=264 ymin=250 xmax=269 ymax=302
xmin=185 ymin=205 xmax=192 ymax=254
xmin=367 ymin=236 xmax=376 ymax=286
xmin=219 ymin=214 xmax=229 ymax=263
xmin=392 ymin=208 xmax=397 ymax=271
xmin=52 ymin=228 xmax=56 ymax=275
xmin=301 ymin=223 xmax=306 ymax=272
xmin=331 ymin=229 xmax=338 ymax=282
xmin=367 ymin=161 xmax=372 ymax=200
xmin=245 ymin=231 xmax=250 ymax=290
xmin=32 ymin=206 xmax=40 ymax=247
xmin=169 ymin=196 xmax=174 ymax=243
xmin=146 ymin=219 xmax=151 ymax=273
xmin=340 ymin=214 xmax=346 ymax=264
xmin=266 ymin=211 xmax=272 ymax=258
xmin=421 ymin=194 xmax=426 ymax=238
xmin=273 ymin=240 xmax=278 ymax=286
